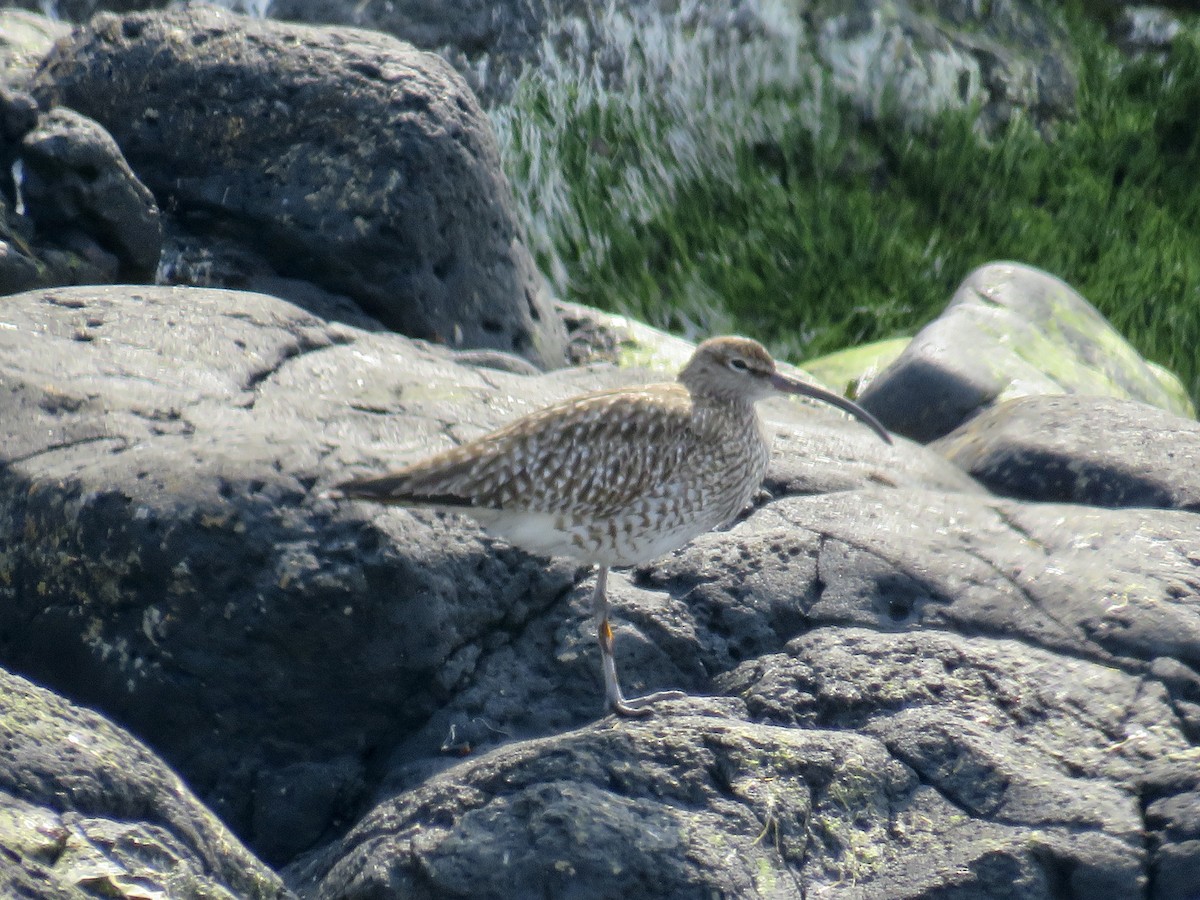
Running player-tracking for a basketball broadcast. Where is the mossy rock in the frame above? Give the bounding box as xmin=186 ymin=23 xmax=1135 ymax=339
xmin=858 ymin=261 xmax=1196 ymax=443
xmin=0 ymin=666 xmax=287 ymax=899
xmin=799 ymin=337 xmax=911 ymax=399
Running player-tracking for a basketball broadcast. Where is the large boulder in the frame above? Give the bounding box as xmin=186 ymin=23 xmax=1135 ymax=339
xmin=2 ymin=281 xmax=1199 ymax=894
xmin=288 ymin=620 xmax=1190 ymax=897
xmin=32 ymin=4 xmax=567 ymax=368
xmin=0 ymin=283 xmax=952 ymax=864
xmin=291 ymin=478 xmax=1200 ymax=896
xmin=859 ymin=262 xmax=1195 ymax=442
xmin=0 ymin=664 xmax=288 ymax=899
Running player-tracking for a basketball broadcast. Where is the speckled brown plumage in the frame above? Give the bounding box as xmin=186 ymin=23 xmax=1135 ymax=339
xmin=335 ymin=382 xmax=769 ymax=567
xmin=334 ymin=335 xmax=891 ymax=716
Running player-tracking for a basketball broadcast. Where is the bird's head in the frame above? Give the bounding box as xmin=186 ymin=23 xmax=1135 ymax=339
xmin=678 ymin=336 xmax=892 ymax=444
xmin=678 ymin=336 xmax=780 ymax=403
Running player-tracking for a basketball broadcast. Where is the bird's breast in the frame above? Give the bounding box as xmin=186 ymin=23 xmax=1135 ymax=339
xmin=590 ymin=416 xmax=771 ymax=565
xmin=472 ymin=404 xmax=773 ymax=567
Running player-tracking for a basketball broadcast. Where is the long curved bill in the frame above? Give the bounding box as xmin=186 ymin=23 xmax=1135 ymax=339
xmin=770 ymin=372 xmax=892 ymax=444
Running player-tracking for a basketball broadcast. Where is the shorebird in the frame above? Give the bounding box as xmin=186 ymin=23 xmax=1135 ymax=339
xmin=333 ymin=336 xmax=891 ymax=716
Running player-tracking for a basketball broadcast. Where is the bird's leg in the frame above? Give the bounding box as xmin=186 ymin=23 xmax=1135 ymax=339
xmin=592 ymin=565 xmax=686 ymax=717
xmin=593 ymin=565 xmax=642 ymax=716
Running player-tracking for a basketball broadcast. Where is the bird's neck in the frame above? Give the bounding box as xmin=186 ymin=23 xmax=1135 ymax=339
xmin=690 ymin=393 xmax=759 ymax=437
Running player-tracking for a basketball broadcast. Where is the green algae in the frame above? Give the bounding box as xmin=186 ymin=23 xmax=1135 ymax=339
xmin=496 ymin=3 xmax=1200 ymax=404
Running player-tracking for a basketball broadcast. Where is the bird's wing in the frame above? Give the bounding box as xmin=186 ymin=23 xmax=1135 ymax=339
xmin=336 ymin=385 xmax=697 ymax=517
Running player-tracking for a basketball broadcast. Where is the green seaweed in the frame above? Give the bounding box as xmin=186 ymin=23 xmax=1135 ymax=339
xmin=495 ymin=3 xmax=1200 ymax=404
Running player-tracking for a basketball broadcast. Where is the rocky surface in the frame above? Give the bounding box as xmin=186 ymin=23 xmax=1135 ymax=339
xmin=309 ymin=485 xmax=1200 ymax=897
xmin=0 ymin=90 xmax=162 ymax=295
xmin=19 ymin=106 xmax=162 ymax=280
xmin=933 ymin=393 xmax=1200 ymax=510
xmin=2 ymin=0 xmax=1083 ymax=131
xmin=0 ymin=2 xmax=1198 ymax=896
xmin=1111 ymin=5 xmax=1185 ymax=55
xmin=289 ymin=619 xmax=1194 ymax=898
xmin=813 ymin=0 xmax=1077 ymax=134
xmin=859 ymin=261 xmax=1194 ymax=443
xmin=0 ymin=277 xmax=1198 ymax=896
xmin=0 ymin=1 xmax=1086 ymax=157
xmin=0 ymin=665 xmax=288 ymax=899
xmin=29 ymin=4 xmax=566 ymax=368
xmin=0 ymin=282 xmax=955 ymax=867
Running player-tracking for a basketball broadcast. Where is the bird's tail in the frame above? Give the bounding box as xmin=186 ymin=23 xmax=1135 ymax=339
xmin=324 ymin=470 xmax=476 ymax=509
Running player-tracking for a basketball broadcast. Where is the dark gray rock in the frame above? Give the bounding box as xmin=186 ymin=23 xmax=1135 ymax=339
xmin=21 ymin=106 xmax=163 ymax=281
xmin=294 ymin=480 xmax=1200 ymax=896
xmin=859 ymin=261 xmax=1194 ymax=442
xmin=267 ymin=0 xmax=752 ymax=108
xmin=6 ymin=1 xmax=170 ymax=22
xmin=270 ymin=0 xmax=546 ymax=56
xmin=720 ymin=627 xmax=1192 ymax=898
xmin=0 ymin=84 xmax=39 ymax=151
xmin=0 ymin=94 xmax=162 ymax=293
xmin=250 ymin=757 xmax=366 ymax=867
xmin=0 ymin=209 xmax=43 ymax=294
xmin=933 ymin=394 xmax=1200 ymax=510
xmin=158 ymin=226 xmax=389 ymax=331
xmin=32 ymin=4 xmax=567 ymax=369
xmin=406 ymin=483 xmax=1200 ymax=761
xmin=1138 ymin=748 xmax=1200 ymax=899
xmin=2 ymin=281 xmax=1200 ymax=893
xmin=0 ymin=283 xmax=949 ymax=865
xmin=0 ymin=664 xmax=288 ymax=899
xmin=733 ymin=490 xmax=1200 ymax=674
xmin=286 ymin=692 xmax=1153 ymax=899
xmin=2 ymin=86 xmax=46 ymax=295
xmin=0 ymin=282 xmax=569 ymax=865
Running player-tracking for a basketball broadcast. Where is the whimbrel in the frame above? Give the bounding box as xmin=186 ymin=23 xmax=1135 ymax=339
xmin=333 ymin=336 xmax=891 ymax=716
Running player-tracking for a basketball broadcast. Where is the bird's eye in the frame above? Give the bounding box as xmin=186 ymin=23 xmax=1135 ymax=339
xmin=728 ymin=358 xmax=749 ymax=372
